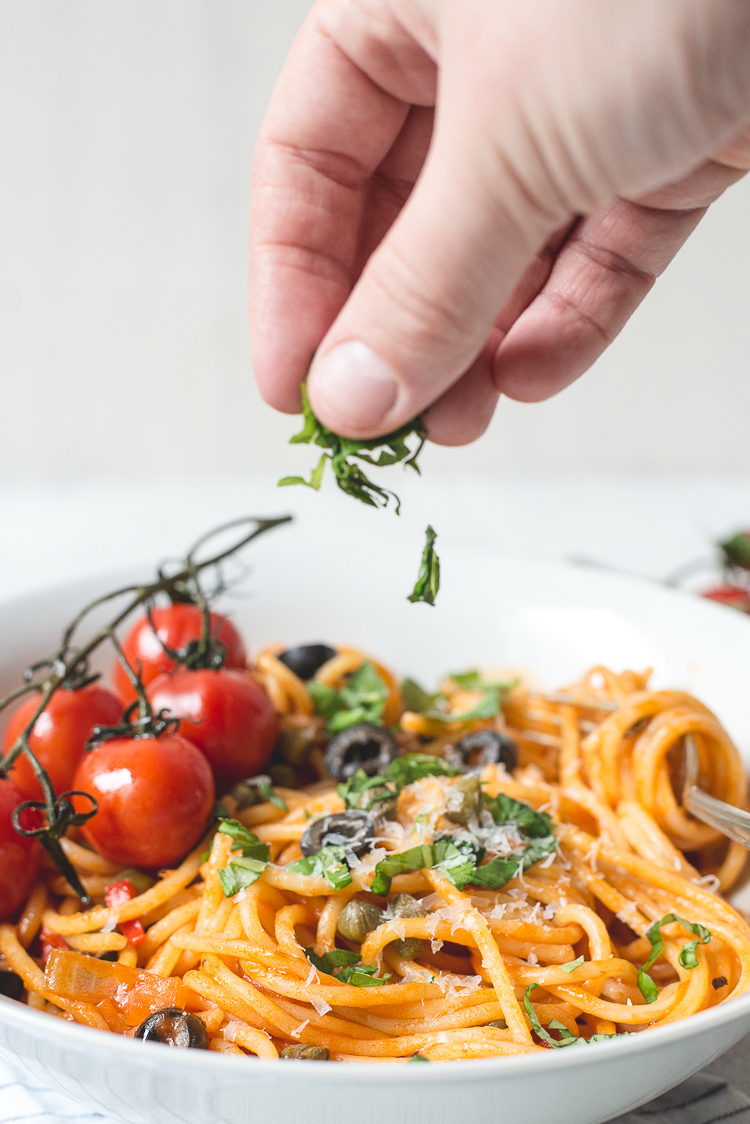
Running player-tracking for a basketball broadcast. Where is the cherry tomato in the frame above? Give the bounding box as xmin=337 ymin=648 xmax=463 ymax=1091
xmin=72 ymin=735 xmax=215 ymax=868
xmin=4 ymin=683 xmax=123 ymax=802
xmin=112 ymin=604 xmax=246 ymax=704
xmin=701 ymin=585 xmax=750 ymax=612
xmin=0 ymin=777 xmax=42 ymax=920
xmin=146 ymin=669 xmax=279 ymax=788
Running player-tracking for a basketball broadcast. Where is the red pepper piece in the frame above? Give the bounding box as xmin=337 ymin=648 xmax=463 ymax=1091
xmin=104 ymin=879 xmax=146 ymax=946
xmin=40 ymin=924 xmax=70 ymax=966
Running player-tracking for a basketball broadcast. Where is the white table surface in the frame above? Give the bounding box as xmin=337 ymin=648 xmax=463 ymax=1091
xmin=2 ymin=471 xmax=750 ymax=1122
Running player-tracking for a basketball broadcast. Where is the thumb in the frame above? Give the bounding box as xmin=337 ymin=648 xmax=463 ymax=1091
xmin=306 ymin=123 xmax=563 ymax=439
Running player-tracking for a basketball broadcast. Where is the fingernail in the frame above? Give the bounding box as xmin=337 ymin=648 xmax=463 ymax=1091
xmin=309 ymin=341 xmax=398 ymax=430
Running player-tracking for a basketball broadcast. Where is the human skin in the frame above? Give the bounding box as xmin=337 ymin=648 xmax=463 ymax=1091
xmin=248 ymin=0 xmax=750 ymax=445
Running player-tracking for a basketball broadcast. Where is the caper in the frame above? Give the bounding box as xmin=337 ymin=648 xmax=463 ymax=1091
xmin=446 ymin=730 xmax=518 ymax=773
xmin=337 ymin=899 xmax=383 ymax=944
xmin=389 ymin=892 xmax=427 ymax=961
xmin=269 ymin=762 xmax=298 ymax=788
xmin=277 ymin=727 xmax=315 ymax=767
xmin=300 ymin=810 xmax=375 ymax=858
xmin=444 ymin=775 xmax=483 ymax=825
xmin=0 ymin=970 xmax=23 ymax=1001
xmin=281 ymin=1044 xmax=330 ymax=1060
xmin=112 ymin=868 xmax=156 ymax=895
xmin=486 ymin=1019 xmax=507 ymax=1030
xmin=279 ymin=644 xmax=337 ymax=681
xmin=134 ymin=1008 xmax=209 ymax=1049
xmin=324 ymin=723 xmax=398 ymax=782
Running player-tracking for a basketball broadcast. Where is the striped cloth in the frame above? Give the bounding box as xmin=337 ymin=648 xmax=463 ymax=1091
xmin=2 ymin=1043 xmax=750 ymax=1124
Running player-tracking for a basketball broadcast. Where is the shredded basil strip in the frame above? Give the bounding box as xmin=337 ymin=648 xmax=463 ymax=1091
xmin=637 ymin=914 xmax=712 ymax=1003
xmin=407 ymin=1054 xmax=431 ymax=1063
xmin=257 ymin=780 xmax=288 ymax=812
xmin=523 ymin=985 xmax=630 ymax=1047
xmin=407 ymin=525 xmax=441 ymax=606
xmin=561 ymin=955 xmax=585 ymax=973
xmin=400 ymin=678 xmax=441 ymax=714
xmin=287 ymin=845 xmax=353 ymax=890
xmin=484 ymin=793 xmax=555 ymax=838
xmin=278 ymin=382 xmax=426 ymax=514
xmin=217 ymin=819 xmax=271 ymax=897
xmin=307 ymin=660 xmax=388 ymax=734
xmin=304 ymin=946 xmax=390 ymax=987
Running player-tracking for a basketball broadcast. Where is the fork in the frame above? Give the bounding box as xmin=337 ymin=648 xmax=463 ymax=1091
xmin=683 ymin=733 xmax=750 ymax=849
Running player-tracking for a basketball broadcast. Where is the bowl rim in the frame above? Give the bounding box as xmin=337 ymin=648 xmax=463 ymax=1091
xmin=3 ymin=981 xmax=750 ymax=1084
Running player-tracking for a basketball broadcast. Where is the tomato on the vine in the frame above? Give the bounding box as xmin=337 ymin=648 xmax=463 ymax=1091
xmin=146 ymin=669 xmax=279 ymax=788
xmin=72 ymin=735 xmax=215 ymax=868
xmin=112 ymin=604 xmax=246 ymax=704
xmin=4 ymin=683 xmax=123 ymax=801
xmin=0 ymin=777 xmax=42 ymax=920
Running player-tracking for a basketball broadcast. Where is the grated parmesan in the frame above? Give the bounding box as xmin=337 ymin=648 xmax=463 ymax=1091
xmin=310 ymin=996 xmax=332 ymax=1017
xmin=291 ymin=1019 xmax=310 ymax=1038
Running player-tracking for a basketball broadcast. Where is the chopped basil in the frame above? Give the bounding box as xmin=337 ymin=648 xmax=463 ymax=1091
xmin=484 ymin=793 xmax=555 ymax=838
xmin=337 ymin=754 xmax=459 ymax=813
xmin=308 ymin=660 xmax=388 ymax=734
xmin=524 ymin=985 xmax=630 ymax=1047
xmin=407 ymin=525 xmax=440 ymax=606
xmin=384 ymin=754 xmax=459 ymax=788
xmin=407 ymin=1054 xmax=430 ymax=1063
xmin=561 ymin=955 xmax=585 ymax=973
xmin=256 ymin=779 xmax=288 ymax=811
xmin=637 ymin=914 xmax=711 ymax=1003
xmin=400 ymin=678 xmax=441 ymax=714
xmin=216 ymin=819 xmax=271 ymax=897
xmin=370 ymin=843 xmax=436 ymax=897
xmin=423 ymin=690 xmax=502 ymax=723
xmin=369 ymin=791 xmax=557 ymax=894
xmin=278 ymin=382 xmax=426 ymax=514
xmin=304 ymin=946 xmax=390 ymax=987
xmin=287 ymin=845 xmax=353 ymax=890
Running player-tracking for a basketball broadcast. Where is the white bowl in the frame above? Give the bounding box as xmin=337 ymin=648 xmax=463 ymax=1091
xmin=2 ymin=533 xmax=750 ymax=1124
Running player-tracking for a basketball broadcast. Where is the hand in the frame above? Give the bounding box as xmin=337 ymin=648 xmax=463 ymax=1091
xmin=249 ymin=0 xmax=750 ymax=444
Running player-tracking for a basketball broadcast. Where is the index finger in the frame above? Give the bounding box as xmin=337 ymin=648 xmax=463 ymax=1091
xmin=249 ymin=5 xmax=426 ymax=412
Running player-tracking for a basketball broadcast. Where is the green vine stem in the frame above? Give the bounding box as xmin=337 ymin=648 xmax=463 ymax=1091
xmin=0 ymin=514 xmax=292 ymax=901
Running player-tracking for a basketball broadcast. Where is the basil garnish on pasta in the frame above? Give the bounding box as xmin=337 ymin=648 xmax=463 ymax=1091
xmin=217 ymin=819 xmax=271 ymax=896
xmin=304 ymin=947 xmax=390 ymax=987
xmin=308 ymin=660 xmax=388 ymax=734
xmin=637 ymin=914 xmax=712 ymax=1003
xmin=524 ymin=985 xmax=631 ymax=1047
xmin=287 ymin=845 xmax=353 ymax=890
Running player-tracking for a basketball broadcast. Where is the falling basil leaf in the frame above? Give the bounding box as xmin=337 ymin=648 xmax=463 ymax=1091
xmin=408 ymin=525 xmax=441 ymax=606
xmin=288 ymin=845 xmax=353 ymax=890
xmin=524 ymin=985 xmax=630 ymax=1047
xmin=637 ymin=914 xmax=711 ymax=1003
xmin=307 ymin=660 xmax=388 ymax=735
xmin=279 ymin=382 xmax=426 ymax=514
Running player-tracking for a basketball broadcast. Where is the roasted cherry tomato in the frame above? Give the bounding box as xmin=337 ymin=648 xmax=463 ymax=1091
xmin=4 ymin=683 xmax=123 ymax=801
xmin=112 ymin=604 xmax=246 ymax=704
xmin=702 ymin=585 xmax=750 ymax=613
xmin=0 ymin=777 xmax=42 ymax=921
xmin=72 ymin=735 xmax=215 ymax=868
xmin=146 ymin=669 xmax=279 ymax=788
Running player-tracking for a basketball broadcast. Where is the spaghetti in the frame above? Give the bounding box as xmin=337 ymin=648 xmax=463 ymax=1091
xmin=2 ymin=650 xmax=749 ymax=1063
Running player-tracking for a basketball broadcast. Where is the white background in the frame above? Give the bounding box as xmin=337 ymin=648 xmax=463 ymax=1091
xmin=1 ymin=0 xmax=750 ymax=486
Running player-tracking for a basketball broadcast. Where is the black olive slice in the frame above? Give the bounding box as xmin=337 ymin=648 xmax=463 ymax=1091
xmin=300 ymin=810 xmax=375 ymax=858
xmin=0 ymin=971 xmax=23 ymax=1001
xmin=446 ymin=730 xmax=518 ymax=773
xmin=134 ymin=1007 xmax=209 ymax=1049
xmin=324 ymin=722 xmax=398 ymax=781
xmin=279 ymin=644 xmax=337 ymax=681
